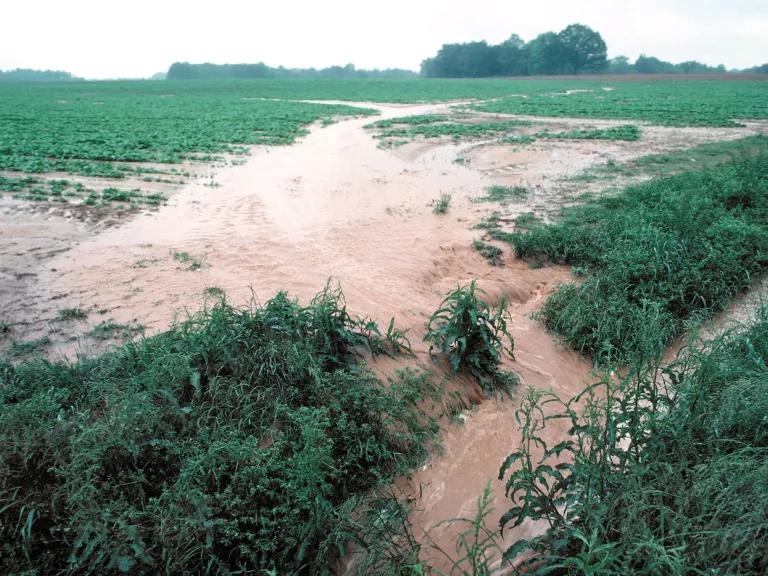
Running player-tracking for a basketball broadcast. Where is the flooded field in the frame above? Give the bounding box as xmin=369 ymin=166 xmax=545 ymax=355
xmin=3 ymin=87 xmax=767 ymax=572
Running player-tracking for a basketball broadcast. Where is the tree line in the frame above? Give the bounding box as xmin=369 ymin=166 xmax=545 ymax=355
xmin=167 ymin=62 xmax=417 ymax=80
xmin=420 ymin=23 xmax=762 ymax=77
xmin=0 ymin=69 xmax=79 ymax=82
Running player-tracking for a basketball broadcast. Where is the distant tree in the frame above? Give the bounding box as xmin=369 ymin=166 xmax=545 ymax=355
xmin=746 ymin=63 xmax=768 ymax=74
xmin=607 ymin=55 xmax=634 ymax=74
xmin=676 ymin=60 xmax=726 ymax=74
xmin=0 ymin=68 xmax=77 ymax=82
xmin=634 ymin=55 xmax=676 ymax=74
xmin=230 ymin=63 xmax=271 ymax=79
xmin=167 ymin=62 xmax=200 ymax=80
xmin=420 ymin=41 xmax=497 ymax=77
xmin=558 ymin=24 xmax=608 ymax=72
xmin=526 ymin=32 xmax=568 ymax=75
xmin=167 ymin=61 xmax=417 ymax=80
xmin=496 ymin=34 xmax=527 ymax=76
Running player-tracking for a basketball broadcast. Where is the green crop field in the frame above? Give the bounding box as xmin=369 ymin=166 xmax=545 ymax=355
xmin=472 ymin=79 xmax=768 ymax=126
xmin=0 ymin=82 xmax=376 ymax=180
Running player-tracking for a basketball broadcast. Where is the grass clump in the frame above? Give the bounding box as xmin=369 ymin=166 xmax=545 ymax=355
xmin=497 ymin=135 xmax=536 ymax=145
xmin=55 ymin=308 xmax=88 ymax=322
xmin=172 ymin=251 xmax=204 ymax=271
xmin=5 ymin=337 xmax=50 ymax=358
xmin=425 ymin=280 xmax=517 ymax=393
xmin=472 ymin=240 xmax=504 ymax=266
xmin=376 ymin=119 xmax=531 ymax=141
xmin=87 ymin=320 xmax=142 ymax=340
xmin=511 ymin=155 xmax=768 ymax=363
xmin=432 ymin=192 xmax=452 ymax=214
xmin=365 ymin=114 xmax=447 ymax=129
xmin=537 ymin=124 xmax=641 ymax=141
xmin=499 ymin=308 xmax=768 ymax=575
xmin=0 ymin=285 xmax=437 ymax=575
xmin=203 ymin=286 xmax=225 ymax=298
xmin=476 ymin=184 xmax=528 ymax=204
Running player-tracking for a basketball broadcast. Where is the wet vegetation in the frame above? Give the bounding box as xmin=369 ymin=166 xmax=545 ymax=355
xmin=473 ymin=80 xmax=768 ymax=127
xmin=0 ymin=82 xmax=375 ymax=181
xmin=475 ymin=185 xmax=528 ymax=204
xmin=500 ymin=308 xmax=768 ymax=575
xmin=0 ymin=286 xmax=439 ymax=575
xmin=432 ymin=192 xmax=453 ymax=214
xmin=576 ymin=133 xmax=768 ymax=182
xmin=511 ymin=155 xmax=768 ymax=363
xmin=424 ymin=280 xmax=517 ymax=393
xmin=536 ymin=124 xmax=640 ymax=141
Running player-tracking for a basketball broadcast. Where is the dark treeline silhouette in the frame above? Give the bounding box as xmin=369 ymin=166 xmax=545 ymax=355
xmin=607 ymin=55 xmax=726 ymax=74
xmin=167 ymin=62 xmax=417 ymax=80
xmin=421 ymin=24 xmax=609 ymax=77
xmin=0 ymin=68 xmax=79 ymax=82
xmin=420 ymin=23 xmax=760 ymax=77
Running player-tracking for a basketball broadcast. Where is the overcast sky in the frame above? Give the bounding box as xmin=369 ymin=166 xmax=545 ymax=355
xmin=2 ymin=0 xmax=766 ymax=78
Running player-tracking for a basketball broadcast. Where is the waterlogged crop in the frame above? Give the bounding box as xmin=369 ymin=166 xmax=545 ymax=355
xmin=473 ymin=80 xmax=768 ymax=126
xmin=500 ymin=308 xmax=768 ymax=575
xmin=425 ymin=280 xmax=517 ymax=392
xmin=0 ymin=285 xmax=436 ymax=575
xmin=536 ymin=124 xmax=640 ymax=141
xmin=511 ymin=154 xmax=768 ymax=363
xmin=0 ymin=82 xmax=375 ymax=179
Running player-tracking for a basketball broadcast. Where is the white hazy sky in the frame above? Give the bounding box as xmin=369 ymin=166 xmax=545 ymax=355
xmin=2 ymin=0 xmax=767 ymax=78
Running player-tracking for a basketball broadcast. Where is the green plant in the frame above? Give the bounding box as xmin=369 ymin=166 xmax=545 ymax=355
xmin=498 ymin=307 xmax=768 ymax=575
xmin=203 ymin=286 xmax=225 ymax=298
xmin=426 ymin=482 xmax=506 ymax=575
xmin=55 ymin=308 xmax=88 ymax=321
xmin=472 ymin=240 xmax=504 ymax=266
xmin=5 ymin=337 xmax=50 ymax=358
xmin=537 ymin=125 xmax=641 ymax=141
xmin=511 ymin=155 xmax=768 ymax=363
xmin=432 ymin=193 xmax=452 ymax=215
xmin=476 ymin=185 xmax=528 ymax=204
xmin=424 ymin=281 xmax=516 ymax=393
xmin=172 ymin=251 xmax=204 ymax=271
xmin=87 ymin=321 xmax=142 ymax=340
xmin=0 ymin=287 xmax=435 ymax=575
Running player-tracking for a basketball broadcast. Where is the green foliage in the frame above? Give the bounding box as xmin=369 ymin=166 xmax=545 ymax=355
xmin=0 ymin=82 xmax=375 ymax=178
xmin=425 ymin=483 xmax=506 ymax=575
xmin=375 ymin=119 xmax=531 ymax=141
xmin=420 ymin=23 xmax=606 ymax=77
xmin=499 ymin=307 xmax=768 ymax=575
xmin=365 ymin=114 xmax=447 ymax=129
xmin=472 ymin=240 xmax=504 ymax=266
xmin=0 ymin=286 xmax=437 ymax=575
xmin=511 ymin=155 xmax=768 ymax=363
xmin=55 ymin=308 xmax=88 ymax=322
xmin=172 ymin=251 xmax=204 ymax=271
xmin=476 ymin=185 xmax=528 ymax=204
xmin=86 ymin=321 xmax=142 ymax=340
xmin=474 ymin=81 xmax=768 ymax=127
xmin=424 ymin=281 xmax=516 ymax=393
xmin=5 ymin=337 xmax=50 ymax=358
xmin=537 ymin=125 xmax=640 ymax=141
xmin=432 ymin=193 xmax=452 ymax=214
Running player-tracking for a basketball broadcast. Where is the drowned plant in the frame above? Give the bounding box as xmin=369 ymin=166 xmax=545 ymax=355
xmin=424 ymin=280 xmax=517 ymax=393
